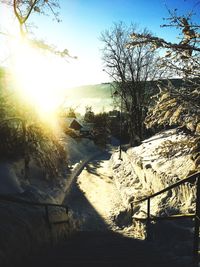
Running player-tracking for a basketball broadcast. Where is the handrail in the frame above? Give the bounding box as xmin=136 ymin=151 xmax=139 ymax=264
xmin=134 ymin=213 xmax=195 ymax=221
xmin=0 ymin=193 xmax=69 ymax=227
xmin=130 ymin=171 xmax=200 ymax=264
xmin=0 ymin=194 xmax=68 ymax=209
xmin=131 ymin=171 xmax=200 ymax=204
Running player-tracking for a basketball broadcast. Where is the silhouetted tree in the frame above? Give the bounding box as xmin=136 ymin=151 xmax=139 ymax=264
xmin=84 ymin=106 xmax=95 ymax=123
xmin=101 ymin=22 xmax=161 ymax=145
xmin=66 ymin=108 xmax=77 ymax=118
xmin=92 ymin=112 xmax=109 ymax=147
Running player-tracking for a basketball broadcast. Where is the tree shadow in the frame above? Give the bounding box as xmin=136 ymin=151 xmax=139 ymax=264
xmin=24 ymin=151 xmax=192 ymax=267
xmin=27 ymin=223 xmax=190 ymax=267
xmin=85 ymin=152 xmax=111 ymax=177
xmin=64 ymin=174 xmax=109 ymax=231
xmin=85 ymin=162 xmax=101 ymax=176
xmin=26 ymin=170 xmax=191 ymax=267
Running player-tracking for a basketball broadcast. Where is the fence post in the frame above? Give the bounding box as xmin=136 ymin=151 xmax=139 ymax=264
xmin=65 ymin=206 xmax=69 ymax=214
xmin=45 ymin=205 xmax=51 ymax=229
xmin=194 ymin=175 xmax=200 ymax=263
xmin=146 ymin=198 xmax=151 ymax=241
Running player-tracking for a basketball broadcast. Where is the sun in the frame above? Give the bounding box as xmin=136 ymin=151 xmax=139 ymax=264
xmin=9 ymin=37 xmax=71 ymax=125
xmin=8 ymin=35 xmax=106 ymax=127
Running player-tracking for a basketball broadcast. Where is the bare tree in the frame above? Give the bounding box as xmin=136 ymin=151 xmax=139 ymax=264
xmin=127 ymin=9 xmax=200 ymax=79
xmin=100 ymin=22 xmax=161 ymax=145
xmin=127 ymin=9 xmax=200 ymax=136
xmin=124 ymin=7 xmax=200 ymax=169
xmin=0 ymin=1 xmax=73 ymax=57
xmin=0 ymin=1 xmax=70 ymax=179
xmin=1 ymin=0 xmax=60 ymax=35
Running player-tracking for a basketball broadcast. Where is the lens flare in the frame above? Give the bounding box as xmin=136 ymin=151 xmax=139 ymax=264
xmin=9 ymin=37 xmax=68 ymax=127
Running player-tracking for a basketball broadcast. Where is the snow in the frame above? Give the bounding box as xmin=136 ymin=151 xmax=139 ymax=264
xmin=0 ymin=134 xmax=104 ymax=265
xmin=65 ymin=151 xmax=136 ymax=236
xmin=1 ymin=128 xmax=199 ymax=263
xmin=1 ymin=128 xmax=199 ymax=234
xmin=1 ymin=129 xmax=198 ymax=226
xmin=0 ymin=135 xmax=100 ymax=199
xmin=110 ymin=129 xmax=198 ymax=219
xmin=62 ymin=135 xmax=101 ymax=168
xmin=0 ymin=162 xmax=23 ymax=194
xmin=77 ymin=156 xmax=125 ymax=225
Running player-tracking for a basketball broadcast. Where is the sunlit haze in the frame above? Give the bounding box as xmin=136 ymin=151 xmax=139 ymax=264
xmin=0 ymin=0 xmax=199 ymax=119
xmin=6 ymin=38 xmax=80 ymax=127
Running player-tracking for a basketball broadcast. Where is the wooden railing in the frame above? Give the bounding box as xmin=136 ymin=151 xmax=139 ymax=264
xmin=130 ymin=171 xmax=200 ymax=263
xmin=0 ymin=194 xmax=69 ymax=228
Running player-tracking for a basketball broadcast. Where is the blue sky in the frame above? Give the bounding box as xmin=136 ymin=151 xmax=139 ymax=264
xmin=33 ymin=0 xmax=200 ymax=85
xmin=1 ymin=0 xmax=200 ymax=86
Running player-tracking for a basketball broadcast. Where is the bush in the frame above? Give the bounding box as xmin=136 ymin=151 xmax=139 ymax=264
xmin=0 ymin=71 xmax=67 ymax=180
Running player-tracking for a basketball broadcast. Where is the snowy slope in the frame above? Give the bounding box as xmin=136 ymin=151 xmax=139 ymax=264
xmin=110 ymin=129 xmax=198 ymax=218
xmin=62 ymin=135 xmax=101 ymax=167
xmin=0 ymin=134 xmax=100 ymax=200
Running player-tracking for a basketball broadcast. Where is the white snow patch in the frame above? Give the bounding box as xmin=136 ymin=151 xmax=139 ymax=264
xmin=110 ymin=129 xmax=198 ymax=218
xmin=61 ymin=135 xmax=101 ymax=167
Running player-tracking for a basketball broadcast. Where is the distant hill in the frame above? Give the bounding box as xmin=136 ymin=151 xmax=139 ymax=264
xmin=0 ymin=66 xmax=191 ymax=114
xmin=63 ymin=83 xmax=114 ymax=113
xmin=66 ymin=78 xmax=186 ymax=100
xmin=64 ymin=79 xmax=187 ymax=114
xmin=66 ymin=83 xmax=113 ymax=99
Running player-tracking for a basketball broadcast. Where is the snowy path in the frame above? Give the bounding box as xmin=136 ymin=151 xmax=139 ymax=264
xmin=29 ymin=151 xmax=191 ymax=267
xmin=28 ymin=231 xmax=188 ymax=267
xmin=64 ymin=151 xmax=127 ymax=231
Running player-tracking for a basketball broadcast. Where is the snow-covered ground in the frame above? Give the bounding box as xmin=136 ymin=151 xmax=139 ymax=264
xmin=1 ymin=129 xmax=198 ymax=229
xmin=64 ymin=151 xmax=136 ymax=237
xmin=61 ymin=135 xmax=101 ymax=167
xmin=0 ymin=135 xmax=100 ymax=201
xmin=109 ymin=128 xmax=200 ymax=248
xmin=110 ymin=129 xmax=198 ymax=215
xmin=63 ymin=128 xmax=199 ymax=244
xmin=77 ymin=154 xmax=124 ymax=225
xmin=0 ymin=135 xmax=102 ymax=266
xmin=1 ymin=128 xmax=199 ymax=264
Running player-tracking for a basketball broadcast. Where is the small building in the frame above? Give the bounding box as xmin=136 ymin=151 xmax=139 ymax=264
xmin=65 ymin=118 xmax=83 ymax=131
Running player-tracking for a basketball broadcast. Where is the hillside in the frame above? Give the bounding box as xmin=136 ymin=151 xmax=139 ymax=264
xmin=64 ymin=79 xmax=185 ymax=114
xmin=66 ymin=83 xmax=112 ymax=99
xmin=110 ymin=128 xmax=199 ymax=239
xmin=64 ymin=83 xmax=113 ymax=113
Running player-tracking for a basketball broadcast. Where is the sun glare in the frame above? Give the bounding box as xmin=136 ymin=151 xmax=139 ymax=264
xmin=7 ymin=35 xmax=106 ymax=128
xmin=9 ymin=37 xmax=70 ymax=126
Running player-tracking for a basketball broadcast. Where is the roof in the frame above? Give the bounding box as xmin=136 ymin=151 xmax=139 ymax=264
xmin=65 ymin=118 xmax=83 ymax=129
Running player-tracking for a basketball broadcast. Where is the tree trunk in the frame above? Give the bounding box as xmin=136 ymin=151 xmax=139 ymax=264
xmin=22 ymin=121 xmax=30 ymax=180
